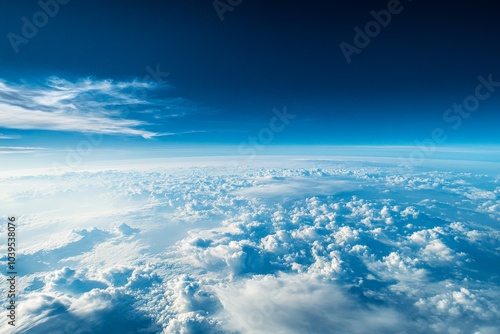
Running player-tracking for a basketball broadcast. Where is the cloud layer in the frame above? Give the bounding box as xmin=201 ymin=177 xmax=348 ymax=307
xmin=1 ymin=158 xmax=499 ymax=333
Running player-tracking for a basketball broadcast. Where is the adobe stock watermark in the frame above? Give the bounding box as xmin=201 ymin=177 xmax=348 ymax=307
xmin=213 ymin=0 xmax=243 ymax=22
xmin=50 ymin=64 xmax=169 ymax=173
xmin=237 ymin=106 xmax=296 ymax=159
xmin=222 ymin=106 xmax=295 ymax=173
xmin=339 ymin=0 xmax=412 ymax=64
xmin=7 ymin=0 xmax=71 ymax=54
xmin=399 ymin=74 xmax=499 ymax=168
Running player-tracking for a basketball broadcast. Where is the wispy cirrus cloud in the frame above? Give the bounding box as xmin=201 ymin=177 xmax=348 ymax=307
xmin=0 ymin=77 xmax=195 ymax=139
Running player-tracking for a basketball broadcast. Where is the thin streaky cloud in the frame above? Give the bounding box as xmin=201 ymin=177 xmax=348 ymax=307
xmin=0 ymin=146 xmax=46 ymax=154
xmin=0 ymin=146 xmax=45 ymax=150
xmin=0 ymin=133 xmax=20 ymax=139
xmin=0 ymin=77 xmax=199 ymax=139
xmin=0 ymin=103 xmax=158 ymax=139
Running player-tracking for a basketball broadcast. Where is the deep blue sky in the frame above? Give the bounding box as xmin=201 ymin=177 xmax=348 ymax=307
xmin=1 ymin=0 xmax=499 ymax=148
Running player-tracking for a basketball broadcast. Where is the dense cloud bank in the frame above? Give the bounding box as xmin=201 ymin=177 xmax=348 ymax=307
xmin=1 ymin=159 xmax=499 ymax=333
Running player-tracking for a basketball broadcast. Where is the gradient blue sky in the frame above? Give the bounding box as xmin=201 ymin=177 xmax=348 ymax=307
xmin=0 ymin=0 xmax=499 ymax=150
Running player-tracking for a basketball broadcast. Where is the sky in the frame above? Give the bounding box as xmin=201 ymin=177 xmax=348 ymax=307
xmin=0 ymin=0 xmax=500 ymax=152
xmin=1 ymin=3 xmax=500 ymax=332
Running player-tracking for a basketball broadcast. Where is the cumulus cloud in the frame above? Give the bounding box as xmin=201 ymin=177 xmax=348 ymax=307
xmin=15 ymin=290 xmax=161 ymax=334
xmin=115 ymin=223 xmax=140 ymax=236
xmin=1 ymin=158 xmax=499 ymax=333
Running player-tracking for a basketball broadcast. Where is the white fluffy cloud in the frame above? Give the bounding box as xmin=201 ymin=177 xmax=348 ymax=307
xmin=1 ymin=158 xmax=499 ymax=333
